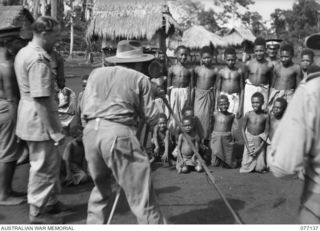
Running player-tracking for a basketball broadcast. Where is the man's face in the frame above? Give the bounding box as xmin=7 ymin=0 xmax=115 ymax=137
xmin=254 ymin=45 xmax=265 ymax=61
xmin=251 ymin=97 xmax=263 ymax=112
xmin=225 ymin=54 xmax=236 ymax=68
xmin=267 ymin=45 xmax=279 ymax=58
xmin=301 ymin=55 xmax=313 ymax=71
xmin=177 ymin=48 xmax=188 ymax=64
xmin=201 ymin=52 xmax=212 ymax=66
xmin=218 ymin=98 xmax=229 ymax=112
xmin=272 ymin=101 xmax=285 ymax=118
xmin=44 ymin=25 xmax=61 ymax=52
xmin=280 ymin=50 xmax=293 ymax=67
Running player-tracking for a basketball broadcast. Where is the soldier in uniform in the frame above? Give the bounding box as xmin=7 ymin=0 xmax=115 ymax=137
xmin=14 ymin=16 xmax=66 ymax=224
xmin=268 ymin=33 xmax=320 ymax=223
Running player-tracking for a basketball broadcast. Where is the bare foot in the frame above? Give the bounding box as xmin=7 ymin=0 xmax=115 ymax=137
xmin=0 ymin=196 xmax=26 ymax=206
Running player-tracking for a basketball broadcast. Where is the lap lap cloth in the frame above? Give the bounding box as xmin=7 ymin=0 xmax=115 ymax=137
xmin=168 ymin=87 xmax=189 ymax=133
xmin=83 ymin=119 xmax=165 ymax=224
xmin=0 ymin=99 xmax=21 ymax=163
xmin=176 ymin=153 xmax=201 ymax=172
xmin=240 ymin=131 xmax=267 ymax=173
xmin=194 ymin=88 xmax=214 ymax=140
xmin=210 ymin=131 xmax=234 ymax=167
xmin=243 ymin=79 xmax=269 ymax=115
xmin=267 ymin=88 xmax=294 ymax=111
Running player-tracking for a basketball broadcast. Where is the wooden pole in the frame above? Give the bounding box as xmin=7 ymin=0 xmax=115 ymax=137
xmin=69 ymin=0 xmax=74 ymax=58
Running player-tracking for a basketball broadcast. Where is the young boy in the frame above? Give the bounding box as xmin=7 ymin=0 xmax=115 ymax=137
xmin=167 ymin=46 xmax=193 ymax=133
xmin=176 ymin=116 xmax=203 ymax=173
xmin=268 ymin=44 xmax=302 ymax=109
xmin=210 ymin=95 xmax=236 ymax=168
xmin=216 ymin=47 xmax=244 ymax=118
xmin=62 ymin=134 xmax=89 ymax=186
xmin=244 ymin=37 xmax=273 ymax=114
xmin=266 ymin=39 xmax=281 ymax=66
xmin=300 ymin=49 xmax=314 ymax=79
xmin=240 ymin=92 xmax=269 ymax=173
xmin=151 ymin=78 xmax=169 ymax=117
xmin=194 ymin=46 xmax=218 ymax=141
xmin=58 ymin=87 xmax=77 ymax=135
xmin=151 ymin=113 xmax=173 ymax=163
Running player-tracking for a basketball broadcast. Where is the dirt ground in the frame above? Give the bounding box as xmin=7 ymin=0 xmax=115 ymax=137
xmin=0 ymin=61 xmax=303 ymax=224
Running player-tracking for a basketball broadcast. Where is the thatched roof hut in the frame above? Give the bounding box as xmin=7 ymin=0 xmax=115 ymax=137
xmin=223 ymin=27 xmax=256 ymax=46
xmin=0 ymin=5 xmax=33 ymax=37
xmin=180 ymin=25 xmax=226 ymax=49
xmin=86 ymin=0 xmax=179 ymax=45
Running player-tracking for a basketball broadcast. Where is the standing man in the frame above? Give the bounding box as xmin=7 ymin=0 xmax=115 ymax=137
xmin=268 ymin=33 xmax=320 ymax=223
xmin=0 ymin=27 xmax=28 ymax=205
xmin=81 ymin=40 xmax=166 ymax=224
xmin=14 ymin=16 xmax=65 ymax=224
xmin=266 ymin=39 xmax=282 ymax=66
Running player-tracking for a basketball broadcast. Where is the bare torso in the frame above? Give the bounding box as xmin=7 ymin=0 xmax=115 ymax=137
xmin=219 ymin=67 xmax=243 ymax=94
xmin=213 ymin=111 xmax=235 ymax=132
xmin=246 ymin=111 xmax=268 ymax=136
xmin=168 ymin=64 xmax=192 ymax=88
xmin=246 ymin=59 xmax=273 ymax=86
xmin=273 ymin=63 xmax=301 ymax=90
xmin=269 ymin=114 xmax=281 ymax=140
xmin=0 ymin=58 xmax=19 ymax=102
xmin=180 ymin=132 xmax=198 ymax=158
xmin=194 ymin=65 xmax=217 ymax=90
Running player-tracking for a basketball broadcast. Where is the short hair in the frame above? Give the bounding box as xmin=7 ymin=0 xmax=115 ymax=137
xmin=274 ymin=97 xmax=287 ymax=111
xmin=158 ymin=113 xmax=168 ymax=121
xmin=301 ymin=48 xmax=314 ymax=60
xmin=254 ymin=37 xmax=266 ymax=47
xmin=175 ymin=45 xmax=189 ymax=55
xmin=31 ymin=16 xmax=59 ymax=34
xmin=251 ymin=92 xmax=264 ymax=102
xmin=182 ymin=115 xmax=193 ymax=124
xmin=218 ymin=94 xmax=229 ymax=102
xmin=280 ymin=44 xmax=294 ymax=56
xmin=82 ymin=74 xmax=89 ymax=81
xmin=224 ymin=47 xmax=236 ymax=57
xmin=200 ymin=46 xmax=213 ymax=56
xmin=182 ymin=105 xmax=193 ymax=115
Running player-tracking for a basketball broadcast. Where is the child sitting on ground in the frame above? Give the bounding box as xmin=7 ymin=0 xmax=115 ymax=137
xmin=62 ymin=134 xmax=89 ymax=186
xmin=58 ymin=87 xmax=76 ymax=135
xmin=210 ymin=95 xmax=236 ymax=168
xmin=240 ymin=92 xmax=269 ymax=173
xmin=151 ymin=113 xmax=174 ymax=164
xmin=176 ymin=116 xmax=203 ymax=173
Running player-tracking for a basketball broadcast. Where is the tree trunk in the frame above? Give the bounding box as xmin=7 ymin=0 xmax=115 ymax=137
xmin=51 ymin=0 xmax=57 ymax=19
xmin=33 ymin=0 xmax=40 ymax=19
xmin=69 ymin=0 xmax=74 ymax=58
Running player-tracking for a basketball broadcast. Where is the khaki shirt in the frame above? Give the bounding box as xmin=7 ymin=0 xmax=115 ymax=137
xmin=14 ymin=42 xmax=61 ymax=141
xmin=81 ymin=66 xmax=159 ymax=127
xmin=269 ymin=73 xmax=320 ymax=193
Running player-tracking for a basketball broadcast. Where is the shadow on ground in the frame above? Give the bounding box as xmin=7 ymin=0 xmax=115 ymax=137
xmin=168 ymin=198 xmax=245 ymax=224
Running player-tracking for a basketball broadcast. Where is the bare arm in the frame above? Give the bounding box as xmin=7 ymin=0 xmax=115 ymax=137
xmin=161 ymin=130 xmax=170 ymax=162
xmin=215 ymin=70 xmax=222 ymax=111
xmin=152 ymin=125 xmax=159 ymax=151
xmin=253 ymin=114 xmax=270 ymax=155
xmin=177 ymin=134 xmax=183 ymax=161
xmin=190 ymin=68 xmax=195 ymax=105
xmin=296 ymin=65 xmax=302 ymax=88
xmin=241 ymin=112 xmax=251 ymax=153
xmin=238 ymin=69 xmax=245 ymax=118
xmin=167 ymin=67 xmax=173 ymax=99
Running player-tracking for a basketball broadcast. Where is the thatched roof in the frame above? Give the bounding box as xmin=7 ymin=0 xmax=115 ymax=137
xmin=180 ymin=25 xmax=227 ymax=49
xmin=86 ymin=0 xmax=179 ymax=42
xmin=0 ymin=5 xmax=33 ymax=29
xmin=223 ymin=27 xmax=256 ymax=46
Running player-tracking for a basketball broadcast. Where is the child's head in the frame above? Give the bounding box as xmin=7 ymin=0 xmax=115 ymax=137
xmin=182 ymin=116 xmax=193 ymax=133
xmin=224 ymin=47 xmax=237 ymax=69
xmin=182 ymin=105 xmax=194 ymax=117
xmin=300 ymin=48 xmax=314 ymax=71
xmin=58 ymin=88 xmax=71 ymax=107
xmin=175 ymin=45 xmax=189 ymax=65
xmin=272 ymin=97 xmax=287 ymax=119
xmin=157 ymin=51 xmax=166 ymax=61
xmin=151 ymin=78 xmax=165 ymax=97
xmin=251 ymin=92 xmax=264 ymax=112
xmin=218 ymin=95 xmax=230 ymax=112
xmin=158 ymin=113 xmax=168 ymax=131
xmin=82 ymin=75 xmax=89 ymax=89
xmin=254 ymin=37 xmax=266 ymax=61
xmin=200 ymin=46 xmax=213 ymax=66
xmin=280 ymin=44 xmax=294 ymax=67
